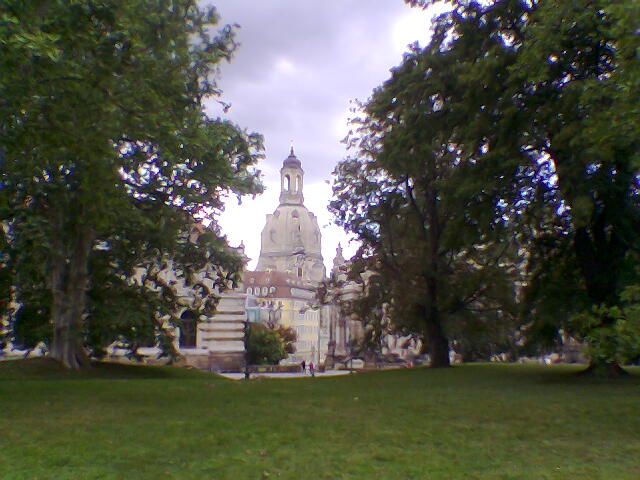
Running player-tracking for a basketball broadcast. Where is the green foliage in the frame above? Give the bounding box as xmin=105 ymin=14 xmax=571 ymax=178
xmin=247 ymin=323 xmax=286 ymax=365
xmin=341 ymin=273 xmax=388 ymax=358
xmin=571 ymin=285 xmax=640 ymax=365
xmin=0 ymin=0 xmax=263 ymax=367
xmin=448 ymin=310 xmax=520 ymax=362
xmin=331 ymin=1 xmax=525 ymax=366
xmin=336 ymin=0 xmax=639 ymax=370
xmin=509 ymin=0 xmax=639 ymax=365
xmin=274 ymin=325 xmax=297 ymax=355
xmin=11 ymin=304 xmax=51 ymax=353
xmin=85 ymin=274 xmax=162 ymax=360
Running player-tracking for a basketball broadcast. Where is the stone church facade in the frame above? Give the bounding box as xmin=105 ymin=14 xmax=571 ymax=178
xmin=249 ymin=148 xmax=333 ymax=364
xmin=166 ymin=148 xmax=416 ymax=371
xmin=256 ymin=148 xmax=326 ymax=283
xmin=156 ymin=148 xmax=336 ymax=370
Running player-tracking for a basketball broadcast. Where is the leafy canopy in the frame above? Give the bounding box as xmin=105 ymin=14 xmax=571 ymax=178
xmin=333 ymin=0 xmax=639 ymax=367
xmin=0 ymin=0 xmax=263 ymax=365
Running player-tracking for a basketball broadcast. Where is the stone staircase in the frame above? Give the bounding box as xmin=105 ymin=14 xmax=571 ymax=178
xmin=196 ymin=292 xmax=247 ymax=371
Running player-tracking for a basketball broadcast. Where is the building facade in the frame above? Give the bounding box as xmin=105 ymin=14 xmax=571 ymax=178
xmin=120 ymin=148 xmax=415 ymax=370
xmin=255 ymin=148 xmax=326 ymax=283
xmin=249 ymin=148 xmax=330 ymax=363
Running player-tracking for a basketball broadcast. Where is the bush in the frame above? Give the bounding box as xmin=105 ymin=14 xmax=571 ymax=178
xmin=247 ymin=323 xmax=286 ymax=365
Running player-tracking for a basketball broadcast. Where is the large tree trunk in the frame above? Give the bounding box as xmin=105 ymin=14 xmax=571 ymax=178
xmin=49 ymin=225 xmax=93 ymax=370
xmin=574 ymin=224 xmax=628 ymax=377
xmin=423 ymin=177 xmax=449 ymax=368
xmin=420 ymin=301 xmax=450 ymax=368
xmin=425 ymin=314 xmax=450 ymax=368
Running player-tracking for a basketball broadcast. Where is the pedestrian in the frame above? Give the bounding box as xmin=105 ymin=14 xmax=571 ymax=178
xmin=301 ymin=360 xmax=306 ymax=374
xmin=309 ymin=361 xmax=315 ymax=377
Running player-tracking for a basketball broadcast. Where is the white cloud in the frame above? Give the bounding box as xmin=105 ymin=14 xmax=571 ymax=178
xmin=391 ymin=10 xmax=432 ymax=54
xmin=218 ymin=179 xmax=279 ymax=269
xmin=274 ymin=57 xmax=296 ymax=75
xmin=207 ymin=1 xmax=445 ymax=271
xmin=391 ymin=2 xmax=450 ymax=54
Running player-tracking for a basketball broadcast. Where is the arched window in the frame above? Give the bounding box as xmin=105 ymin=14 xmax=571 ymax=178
xmin=269 ymin=287 xmax=276 ymax=293
xmin=297 ymin=267 xmax=303 ymax=278
xmin=246 ymin=287 xmax=252 ymax=295
xmin=179 ymin=310 xmax=197 ymax=348
xmin=262 ymin=286 xmax=268 ymax=296
xmin=291 ymin=210 xmax=299 ymax=219
xmin=284 ymin=174 xmax=291 ymax=191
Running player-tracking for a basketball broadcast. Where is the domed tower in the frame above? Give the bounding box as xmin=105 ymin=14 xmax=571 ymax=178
xmin=256 ymin=148 xmax=326 ymax=283
xmin=279 ymin=147 xmax=304 ymax=205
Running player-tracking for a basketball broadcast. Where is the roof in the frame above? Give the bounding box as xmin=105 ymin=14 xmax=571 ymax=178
xmin=243 ymin=270 xmax=317 ymax=299
xmin=282 ymin=147 xmax=302 ymax=168
xmin=244 ymin=270 xmax=314 ymax=289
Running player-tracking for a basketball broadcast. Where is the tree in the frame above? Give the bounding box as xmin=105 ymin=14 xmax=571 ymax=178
xmin=331 ymin=1 xmax=528 ymax=367
xmin=0 ymin=1 xmax=262 ymax=369
xmin=402 ymin=0 xmax=640 ymax=374
xmin=331 ymin=112 xmax=520 ymax=367
xmin=247 ymin=323 xmax=286 ymax=365
xmin=572 ymin=282 xmax=640 ymax=367
xmin=338 ymin=270 xmax=389 ymax=363
xmin=517 ymin=0 xmax=639 ymax=375
xmin=275 ymin=325 xmax=297 ymax=356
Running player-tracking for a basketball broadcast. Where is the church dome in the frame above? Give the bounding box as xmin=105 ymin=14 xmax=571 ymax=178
xmin=259 ymin=204 xmax=322 ymax=258
xmin=283 ymin=147 xmax=301 ymax=168
xmin=255 ymin=147 xmax=325 ymax=283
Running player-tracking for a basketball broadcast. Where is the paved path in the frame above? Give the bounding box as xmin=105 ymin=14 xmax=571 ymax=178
xmin=219 ymin=370 xmax=353 ymax=380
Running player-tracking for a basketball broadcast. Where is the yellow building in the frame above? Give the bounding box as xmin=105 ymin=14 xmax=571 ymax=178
xmin=246 ymin=148 xmax=330 ymax=364
xmin=243 ymin=270 xmax=329 ymax=364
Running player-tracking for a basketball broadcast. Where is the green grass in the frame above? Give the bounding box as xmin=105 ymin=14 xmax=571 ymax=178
xmin=1 ymin=360 xmax=639 ymax=480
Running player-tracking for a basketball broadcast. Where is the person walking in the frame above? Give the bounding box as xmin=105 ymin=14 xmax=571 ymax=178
xmin=300 ymin=360 xmax=306 ymax=374
xmin=309 ymin=361 xmax=315 ymax=377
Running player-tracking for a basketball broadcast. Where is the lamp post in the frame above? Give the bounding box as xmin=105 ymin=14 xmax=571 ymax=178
xmin=243 ymin=317 xmax=250 ymax=380
xmin=349 ymin=339 xmax=354 ymax=373
xmin=318 ymin=305 xmax=327 ymax=367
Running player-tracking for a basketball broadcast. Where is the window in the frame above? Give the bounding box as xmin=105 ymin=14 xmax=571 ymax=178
xmin=262 ymin=286 xmax=268 ymax=296
xmin=246 ymin=287 xmax=252 ymax=295
xmin=284 ymin=174 xmax=291 ymax=191
xmin=179 ymin=310 xmax=197 ymax=348
xmin=297 ymin=267 xmax=303 ymax=278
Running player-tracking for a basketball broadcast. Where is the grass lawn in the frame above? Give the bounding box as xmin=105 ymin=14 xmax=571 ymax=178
xmin=1 ymin=359 xmax=639 ymax=480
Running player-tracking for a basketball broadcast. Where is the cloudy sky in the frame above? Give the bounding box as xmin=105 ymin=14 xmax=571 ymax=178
xmin=205 ymin=1 xmax=446 ymax=270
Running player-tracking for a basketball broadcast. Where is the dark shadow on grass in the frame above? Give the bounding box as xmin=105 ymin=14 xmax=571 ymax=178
xmin=409 ymin=362 xmax=640 ymax=388
xmin=0 ymin=357 xmax=225 ymax=381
